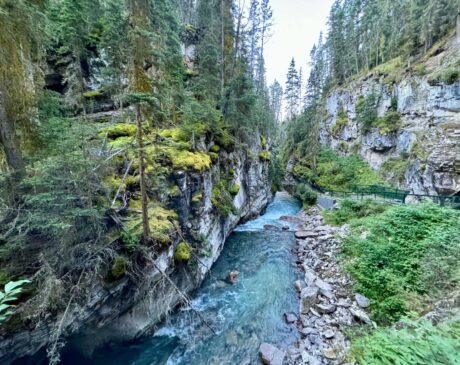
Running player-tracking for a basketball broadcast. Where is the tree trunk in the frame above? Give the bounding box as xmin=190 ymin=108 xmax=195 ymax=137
xmin=456 ymin=14 xmax=460 ymax=44
xmin=135 ymin=104 xmax=150 ymax=242
xmin=0 ymin=91 xmax=24 ymax=176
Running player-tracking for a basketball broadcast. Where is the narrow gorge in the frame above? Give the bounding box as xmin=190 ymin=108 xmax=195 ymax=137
xmin=0 ymin=1 xmax=459 ymax=365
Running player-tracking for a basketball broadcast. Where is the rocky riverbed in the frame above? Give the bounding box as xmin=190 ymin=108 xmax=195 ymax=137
xmin=259 ymin=207 xmax=374 ymax=365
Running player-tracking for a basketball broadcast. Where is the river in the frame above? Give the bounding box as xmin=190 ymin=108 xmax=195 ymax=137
xmin=63 ymin=192 xmax=301 ymax=365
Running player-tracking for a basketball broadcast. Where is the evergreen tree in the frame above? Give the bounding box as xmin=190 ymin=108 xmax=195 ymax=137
xmin=269 ymin=80 xmax=283 ymax=123
xmin=284 ymin=58 xmax=301 ymax=120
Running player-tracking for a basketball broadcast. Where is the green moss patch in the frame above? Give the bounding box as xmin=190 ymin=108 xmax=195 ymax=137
xmin=174 ymin=242 xmax=191 ymax=262
xmin=229 ymin=183 xmax=240 ymax=195
xmin=165 ymin=148 xmax=211 ymax=172
xmin=99 ymin=123 xmax=137 ymax=139
xmin=259 ymin=150 xmax=270 ymax=161
xmin=111 ymin=256 xmax=127 ymax=279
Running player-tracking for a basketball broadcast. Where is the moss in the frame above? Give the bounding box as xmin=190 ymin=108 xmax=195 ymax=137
xmin=125 ymin=204 xmax=179 ymax=245
xmin=211 ymin=182 xmax=236 ymax=216
xmin=111 ymin=256 xmax=127 ymax=279
xmin=184 ymin=69 xmax=199 ymax=77
xmin=100 ymin=124 xmax=137 ymax=139
xmin=412 ymin=64 xmax=428 ymax=76
xmin=209 ymin=152 xmax=219 ymax=162
xmin=166 ymin=148 xmax=211 ymax=172
xmin=376 ymin=111 xmax=402 ymax=134
xmin=259 ymin=150 xmax=271 ymax=161
xmin=168 ymin=185 xmax=180 ymax=197
xmin=229 ymin=183 xmax=240 ymax=195
xmin=210 ymin=144 xmax=220 ymax=153
xmin=125 ymin=175 xmax=139 ymax=188
xmin=160 ymin=128 xmax=187 ymax=143
xmin=83 ymin=89 xmax=103 ymax=98
xmin=108 ymin=136 xmax=134 ymax=148
xmin=338 ymin=141 xmax=349 ymax=152
xmin=174 ymin=242 xmax=192 ymax=262
xmin=216 ymin=130 xmax=235 ymax=152
xmin=192 ymin=193 xmax=203 ymax=203
xmin=104 ymin=175 xmax=125 ymax=193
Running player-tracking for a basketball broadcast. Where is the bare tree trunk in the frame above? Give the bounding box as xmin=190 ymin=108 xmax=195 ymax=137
xmin=220 ymin=0 xmax=225 ymax=98
xmin=0 ymin=91 xmax=24 ymax=176
xmin=456 ymin=14 xmax=460 ymax=44
xmin=135 ymin=104 xmax=150 ymax=242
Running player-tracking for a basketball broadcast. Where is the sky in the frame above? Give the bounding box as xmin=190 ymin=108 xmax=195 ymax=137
xmin=264 ymin=0 xmax=335 ymax=87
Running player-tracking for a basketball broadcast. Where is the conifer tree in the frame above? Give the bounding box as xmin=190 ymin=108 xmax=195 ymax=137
xmin=284 ymin=59 xmax=301 ymax=120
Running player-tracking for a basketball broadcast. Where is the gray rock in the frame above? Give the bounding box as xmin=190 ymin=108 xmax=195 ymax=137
xmin=284 ymin=312 xmax=297 ymax=324
xmin=300 ymin=287 xmax=319 ymax=314
xmin=323 ymin=347 xmax=337 ymax=359
xmin=349 ymin=307 xmax=372 ymax=325
xmin=355 ymin=294 xmax=370 ymax=308
xmin=314 ymin=278 xmax=333 ymax=293
xmin=259 ymin=343 xmax=285 ymax=365
xmin=315 ymin=303 xmax=337 ymax=314
xmin=295 ymin=231 xmax=319 ymax=239
xmin=324 ymin=329 xmax=335 ymax=339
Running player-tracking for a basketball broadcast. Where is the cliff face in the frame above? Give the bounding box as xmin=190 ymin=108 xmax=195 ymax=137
xmin=0 ymin=135 xmax=272 ymax=364
xmin=319 ymin=38 xmax=460 ymax=196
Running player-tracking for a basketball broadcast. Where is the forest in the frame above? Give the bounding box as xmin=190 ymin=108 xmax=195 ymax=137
xmin=0 ymin=0 xmax=459 ymax=364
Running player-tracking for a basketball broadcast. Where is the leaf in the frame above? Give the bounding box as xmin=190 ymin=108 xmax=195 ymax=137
xmin=4 ymin=280 xmax=30 ymax=294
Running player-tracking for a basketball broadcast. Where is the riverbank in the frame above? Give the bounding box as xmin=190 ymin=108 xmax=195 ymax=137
xmin=284 ymin=207 xmax=373 ymax=365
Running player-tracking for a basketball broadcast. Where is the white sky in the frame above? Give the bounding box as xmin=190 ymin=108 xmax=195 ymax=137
xmin=265 ymin=0 xmax=335 ymax=87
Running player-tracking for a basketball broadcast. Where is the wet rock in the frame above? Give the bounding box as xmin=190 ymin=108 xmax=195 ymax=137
xmin=264 ymin=224 xmax=280 ymax=231
xmin=294 ymin=280 xmax=303 ymax=292
xmin=315 ymin=303 xmax=337 ymax=314
xmin=239 ymin=357 xmax=251 ymax=365
xmin=228 ymin=271 xmax=240 ymax=284
xmin=349 ymin=307 xmax=372 ymax=325
xmin=284 ymin=312 xmax=297 ymax=324
xmin=282 ymin=225 xmax=290 ymax=231
xmin=259 ymin=343 xmax=285 ymax=365
xmin=355 ymin=293 xmax=370 ymax=308
xmin=300 ymin=287 xmax=319 ymax=314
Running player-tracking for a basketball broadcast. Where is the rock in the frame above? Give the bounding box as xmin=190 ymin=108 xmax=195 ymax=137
xmin=315 ymin=303 xmax=337 ymax=314
xmin=300 ymin=287 xmax=319 ymax=314
xmin=349 ymin=307 xmax=372 ymax=325
xmin=264 ymin=224 xmax=280 ymax=231
xmin=282 ymin=225 xmax=290 ymax=231
xmin=239 ymin=357 xmax=251 ymax=365
xmin=355 ymin=294 xmax=370 ymax=308
xmin=284 ymin=312 xmax=297 ymax=324
xmin=324 ymin=329 xmax=335 ymax=339
xmin=295 ymin=231 xmax=318 ymax=239
xmin=314 ymin=278 xmax=333 ymax=293
xmin=300 ymin=327 xmax=317 ymax=336
xmin=228 ymin=271 xmax=240 ymax=284
xmin=259 ymin=343 xmax=285 ymax=365
xmin=304 ymin=270 xmax=317 ymax=286
xmin=294 ymin=280 xmax=303 ymax=292
xmin=323 ymin=348 xmax=337 ymax=359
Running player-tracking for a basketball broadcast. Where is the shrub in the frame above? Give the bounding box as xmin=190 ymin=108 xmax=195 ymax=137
xmin=229 ymin=183 xmax=240 ymax=195
xmin=380 ymin=157 xmax=409 ymax=184
xmin=259 ymin=150 xmax=271 ymax=161
xmin=441 ymin=68 xmax=460 ymax=85
xmin=331 ymin=108 xmax=348 ymax=136
xmin=211 ymin=182 xmax=236 ymax=216
xmin=343 ymin=204 xmax=460 ymax=324
xmin=351 ymin=314 xmax=460 ymax=365
xmin=174 ymin=242 xmax=191 ymax=263
xmin=356 ymin=94 xmax=378 ymax=132
xmin=294 ymin=184 xmax=318 ymax=208
xmin=323 ymin=199 xmax=388 ymax=226
xmin=375 ymin=111 xmax=402 ymax=134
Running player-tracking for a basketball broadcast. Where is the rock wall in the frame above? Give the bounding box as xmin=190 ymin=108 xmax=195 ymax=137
xmin=319 ymin=40 xmax=460 ymax=195
xmin=0 ymin=135 xmax=272 ymax=364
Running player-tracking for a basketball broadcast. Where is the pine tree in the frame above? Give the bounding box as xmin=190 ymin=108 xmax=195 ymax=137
xmin=269 ymin=80 xmax=283 ymax=123
xmin=284 ymin=59 xmax=301 ymax=120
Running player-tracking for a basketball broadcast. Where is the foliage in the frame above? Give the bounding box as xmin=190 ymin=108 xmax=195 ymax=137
xmin=331 ymin=108 xmax=348 ymax=136
xmin=174 ymin=242 xmax=191 ymax=263
xmin=99 ymin=124 xmax=137 ymax=139
xmin=343 ymin=204 xmax=460 ymax=324
xmin=355 ymin=94 xmax=378 ymax=133
xmin=323 ymin=199 xmax=388 ymax=226
xmin=258 ymin=150 xmax=270 ymax=161
xmin=350 ymin=314 xmax=460 ymax=365
xmin=294 ymin=184 xmax=318 ymax=208
xmin=0 ymin=280 xmax=30 ymax=323
xmin=229 ymin=183 xmax=240 ymax=196
xmin=211 ymin=182 xmax=236 ymax=217
xmin=380 ymin=157 xmax=410 ymax=184
xmin=165 ymin=148 xmax=211 ymax=172
xmin=375 ymin=111 xmax=402 ymax=134
xmin=293 ymin=148 xmax=383 ymax=191
xmin=441 ymin=68 xmax=460 ymax=85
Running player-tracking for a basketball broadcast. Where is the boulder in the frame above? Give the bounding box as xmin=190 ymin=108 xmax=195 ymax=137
xmin=349 ymin=307 xmax=372 ymax=325
xmin=259 ymin=343 xmax=285 ymax=365
xmin=355 ymin=294 xmax=370 ymax=308
xmin=300 ymin=287 xmax=319 ymax=314
xmin=284 ymin=312 xmax=297 ymax=324
xmin=295 ymin=231 xmax=319 ymax=239
xmin=315 ymin=303 xmax=337 ymax=314
xmin=323 ymin=348 xmax=337 ymax=360
xmin=294 ymin=280 xmax=303 ymax=292
xmin=228 ymin=271 xmax=240 ymax=284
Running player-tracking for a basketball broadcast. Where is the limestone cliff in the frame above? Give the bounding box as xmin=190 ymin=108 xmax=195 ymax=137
xmin=319 ymin=36 xmax=459 ymax=195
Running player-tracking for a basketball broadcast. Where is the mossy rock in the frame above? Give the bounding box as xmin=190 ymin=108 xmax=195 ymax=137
xmin=209 ymin=152 xmax=219 ymax=162
xmin=111 ymin=256 xmax=128 ymax=279
xmin=229 ymin=183 xmax=240 ymax=195
xmin=108 ymin=136 xmax=135 ymax=148
xmin=104 ymin=175 xmax=125 ymax=193
xmin=259 ymin=151 xmax=271 ymax=161
xmin=174 ymin=242 xmax=191 ymax=262
xmin=166 ymin=148 xmax=211 ymax=172
xmin=125 ymin=204 xmax=179 ymax=245
xmin=99 ymin=124 xmax=137 ymax=139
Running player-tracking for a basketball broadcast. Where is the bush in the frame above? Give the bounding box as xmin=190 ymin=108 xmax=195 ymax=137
xmin=174 ymin=242 xmax=191 ymax=263
xmin=229 ymin=183 xmax=240 ymax=195
xmin=351 ymin=314 xmax=460 ymax=365
xmin=323 ymin=199 xmax=388 ymax=226
xmin=441 ymin=68 xmax=460 ymax=85
xmin=294 ymin=184 xmax=318 ymax=208
xmin=343 ymin=204 xmax=460 ymax=324
xmin=375 ymin=111 xmax=402 ymax=134
xmin=356 ymin=94 xmax=378 ymax=132
xmin=331 ymin=108 xmax=348 ymax=136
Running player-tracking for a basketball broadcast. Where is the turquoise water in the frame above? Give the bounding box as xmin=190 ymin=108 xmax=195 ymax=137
xmin=65 ymin=192 xmax=301 ymax=365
